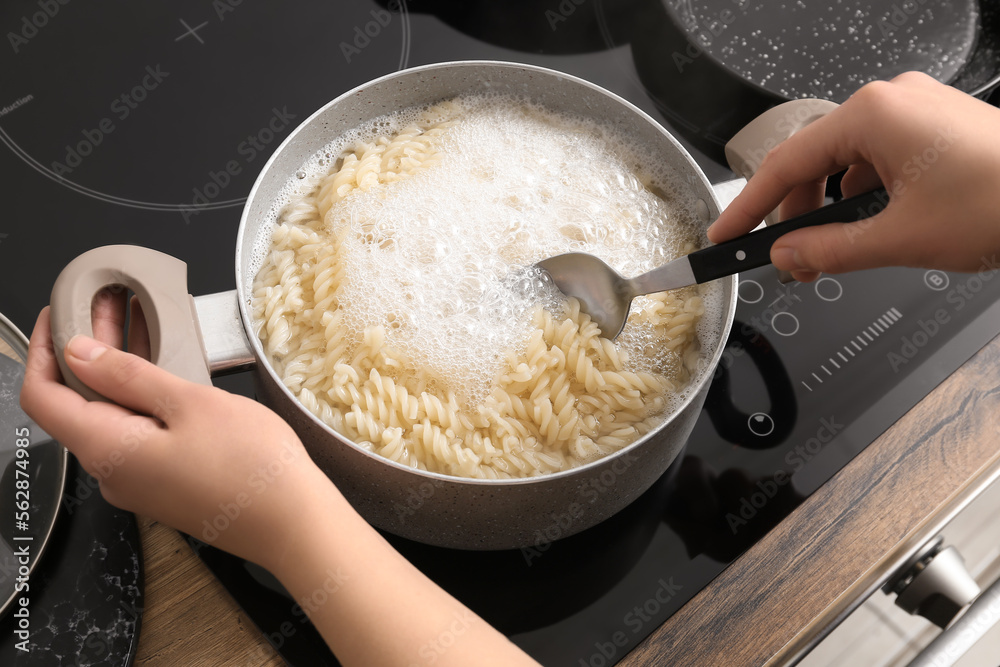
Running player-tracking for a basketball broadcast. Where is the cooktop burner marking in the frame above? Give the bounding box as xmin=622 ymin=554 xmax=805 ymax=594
xmin=2 ymin=3 xmax=414 ymax=213
xmin=174 ymin=18 xmax=209 ymax=44
xmin=0 ymin=127 xmax=246 ymax=212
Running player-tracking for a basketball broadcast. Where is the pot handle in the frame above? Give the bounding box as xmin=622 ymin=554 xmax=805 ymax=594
xmin=50 ymin=245 xmax=213 ymax=402
xmin=724 ymin=98 xmax=839 ymax=225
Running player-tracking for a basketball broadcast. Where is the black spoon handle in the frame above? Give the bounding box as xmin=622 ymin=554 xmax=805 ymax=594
xmin=688 ymin=187 xmax=889 ymax=283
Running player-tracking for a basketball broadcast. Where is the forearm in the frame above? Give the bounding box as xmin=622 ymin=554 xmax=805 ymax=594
xmin=267 ymin=470 xmax=538 ymax=667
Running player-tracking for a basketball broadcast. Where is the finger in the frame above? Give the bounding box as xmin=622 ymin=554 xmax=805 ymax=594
xmin=23 ymin=308 xmax=64 ymax=386
xmin=778 ymin=178 xmax=826 ymax=221
xmin=63 ymin=335 xmax=193 ymax=423
xmin=127 ymin=296 xmax=151 ymax=360
xmin=789 ymin=269 xmax=821 ymax=283
xmin=21 ymin=311 xmax=156 ymax=459
xmin=772 ymin=179 xmax=825 ymax=283
xmin=840 ymin=163 xmax=883 ymax=198
xmin=21 ymin=308 xmax=88 ymax=421
xmin=92 ymin=287 xmax=127 ymax=349
xmin=709 ymin=104 xmax=872 ymax=243
xmin=770 ymin=210 xmax=900 ymax=275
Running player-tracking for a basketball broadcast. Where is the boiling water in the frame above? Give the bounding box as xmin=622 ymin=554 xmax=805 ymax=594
xmin=252 ymin=96 xmax=725 ymax=409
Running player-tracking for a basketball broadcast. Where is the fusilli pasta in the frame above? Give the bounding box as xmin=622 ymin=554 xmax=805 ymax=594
xmin=251 ymin=98 xmax=708 ymax=479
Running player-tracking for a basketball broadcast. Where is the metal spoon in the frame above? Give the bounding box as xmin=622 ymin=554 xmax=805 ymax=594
xmin=536 ymin=188 xmax=887 ymax=339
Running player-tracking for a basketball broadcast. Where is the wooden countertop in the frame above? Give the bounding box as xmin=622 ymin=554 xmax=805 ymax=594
xmin=133 ymin=334 xmax=1000 ymax=667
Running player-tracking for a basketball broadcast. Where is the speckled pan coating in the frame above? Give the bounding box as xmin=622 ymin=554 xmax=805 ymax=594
xmin=235 ymin=61 xmax=737 ymax=550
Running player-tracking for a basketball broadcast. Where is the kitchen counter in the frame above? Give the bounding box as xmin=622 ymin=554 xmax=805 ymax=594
xmin=132 ymin=333 xmax=1000 ymax=666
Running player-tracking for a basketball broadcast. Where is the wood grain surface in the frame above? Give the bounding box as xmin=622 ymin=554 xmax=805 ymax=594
xmin=133 ymin=517 xmax=282 ymax=666
xmin=133 ymin=335 xmax=1000 ymax=666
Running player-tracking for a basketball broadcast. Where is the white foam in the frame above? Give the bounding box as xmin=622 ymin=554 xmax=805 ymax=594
xmin=257 ymin=96 xmax=723 ymax=408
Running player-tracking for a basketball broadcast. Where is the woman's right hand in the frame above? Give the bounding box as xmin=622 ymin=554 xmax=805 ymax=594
xmin=708 ymin=72 xmax=1000 ymax=282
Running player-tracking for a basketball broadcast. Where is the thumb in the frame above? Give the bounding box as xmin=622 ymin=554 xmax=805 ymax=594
xmin=770 ymin=212 xmax=899 ymax=275
xmin=64 ymin=335 xmax=192 ymax=421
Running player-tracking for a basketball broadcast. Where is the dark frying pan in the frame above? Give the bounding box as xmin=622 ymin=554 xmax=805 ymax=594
xmin=629 ymin=0 xmax=1000 ymax=164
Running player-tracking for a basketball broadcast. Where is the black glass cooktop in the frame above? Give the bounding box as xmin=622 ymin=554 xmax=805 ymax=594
xmin=2 ymin=1 xmax=999 ymax=665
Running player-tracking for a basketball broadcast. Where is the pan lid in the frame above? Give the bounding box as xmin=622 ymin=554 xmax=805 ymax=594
xmin=0 ymin=313 xmax=68 ymax=618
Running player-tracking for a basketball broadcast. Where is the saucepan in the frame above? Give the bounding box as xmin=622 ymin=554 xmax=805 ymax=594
xmin=629 ymin=0 xmax=1000 ymax=164
xmin=47 ymin=61 xmax=833 ymax=550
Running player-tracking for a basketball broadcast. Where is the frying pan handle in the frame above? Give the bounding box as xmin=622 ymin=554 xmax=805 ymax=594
xmin=50 ymin=245 xmax=212 ymax=402
xmin=724 ymin=98 xmax=839 ymax=225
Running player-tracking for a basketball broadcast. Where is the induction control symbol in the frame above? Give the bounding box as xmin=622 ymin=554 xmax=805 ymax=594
xmin=770 ymin=311 xmax=800 ymax=337
xmin=814 ymin=277 xmax=843 ymax=302
xmin=747 ymin=412 xmax=775 ymax=437
xmin=800 ymin=307 xmax=903 ymax=392
xmin=924 ymin=270 xmax=950 ymax=291
xmin=738 ymin=279 xmax=764 ymax=304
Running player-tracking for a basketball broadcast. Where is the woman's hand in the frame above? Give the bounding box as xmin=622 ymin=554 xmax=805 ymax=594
xmin=19 ymin=304 xmax=325 ymax=572
xmin=708 ymin=72 xmax=1000 ymax=282
xmin=19 ymin=298 xmax=539 ymax=666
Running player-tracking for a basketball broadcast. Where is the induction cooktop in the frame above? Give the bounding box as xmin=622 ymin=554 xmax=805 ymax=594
xmin=2 ymin=1 xmax=999 ymax=665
